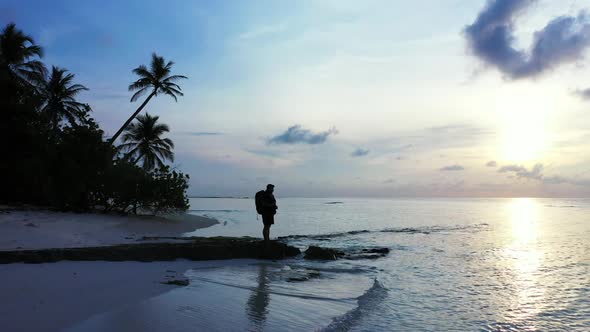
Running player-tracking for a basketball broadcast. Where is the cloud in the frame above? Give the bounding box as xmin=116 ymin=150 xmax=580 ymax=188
xmin=464 ymin=0 xmax=590 ymax=79
xmin=498 ymin=163 xmax=590 ymax=186
xmin=383 ymin=179 xmax=395 ymax=184
xmin=498 ymin=163 xmax=543 ymax=180
xmin=440 ymin=165 xmax=465 ymax=171
xmin=544 ymin=176 xmax=590 ymax=186
xmin=498 ymin=164 xmax=526 ymax=173
xmin=574 ymin=88 xmax=590 ymax=100
xmin=542 ymin=175 xmax=567 ymax=184
xmin=184 ymin=132 xmax=224 ymax=136
xmin=516 ymin=163 xmax=544 ymax=180
xmin=486 ymin=160 xmax=498 ymax=167
xmin=268 ymin=125 xmax=338 ymax=145
xmin=351 ymin=148 xmax=370 ymax=157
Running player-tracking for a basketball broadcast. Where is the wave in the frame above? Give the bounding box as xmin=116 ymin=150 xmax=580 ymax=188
xmin=320 ymin=279 xmax=388 ymax=331
xmin=279 ymin=223 xmax=490 ymax=241
xmin=186 ymin=275 xmax=358 ymax=303
xmin=286 ymin=264 xmax=380 ymax=275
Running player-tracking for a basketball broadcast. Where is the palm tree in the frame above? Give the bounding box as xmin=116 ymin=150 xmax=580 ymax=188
xmin=109 ymin=53 xmax=187 ymax=144
xmin=0 ymin=23 xmax=46 ymax=85
xmin=118 ymin=113 xmax=174 ymax=171
xmin=38 ymin=66 xmax=89 ymax=129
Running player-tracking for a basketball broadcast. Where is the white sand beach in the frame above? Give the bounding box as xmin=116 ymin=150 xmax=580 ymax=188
xmin=0 ymin=209 xmax=218 ymax=250
xmin=0 ymin=209 xmax=225 ymax=331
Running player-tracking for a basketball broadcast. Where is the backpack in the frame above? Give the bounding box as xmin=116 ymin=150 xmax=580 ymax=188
xmin=255 ymin=190 xmax=265 ymax=215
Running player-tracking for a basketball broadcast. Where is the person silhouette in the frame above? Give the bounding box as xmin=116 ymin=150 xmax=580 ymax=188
xmin=258 ymin=184 xmax=277 ymax=244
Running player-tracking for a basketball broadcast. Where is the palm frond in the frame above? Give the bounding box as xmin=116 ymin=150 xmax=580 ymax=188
xmin=117 ymin=112 xmax=175 ymax=171
xmin=130 ymin=87 xmax=151 ymax=102
xmin=162 ymin=75 xmax=188 ymax=83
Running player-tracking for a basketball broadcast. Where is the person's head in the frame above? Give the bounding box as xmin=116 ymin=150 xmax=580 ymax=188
xmin=266 ymin=184 xmax=275 ymax=193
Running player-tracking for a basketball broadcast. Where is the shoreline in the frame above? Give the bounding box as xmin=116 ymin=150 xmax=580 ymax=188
xmin=0 ymin=209 xmax=300 ymax=331
xmin=0 ymin=209 xmax=219 ymax=251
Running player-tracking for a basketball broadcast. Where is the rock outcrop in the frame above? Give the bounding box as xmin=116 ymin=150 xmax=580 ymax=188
xmin=304 ymin=246 xmax=389 ymax=260
xmin=161 ymin=279 xmax=190 ymax=286
xmin=304 ymin=246 xmax=343 ymax=260
xmin=0 ymin=237 xmax=301 ymax=264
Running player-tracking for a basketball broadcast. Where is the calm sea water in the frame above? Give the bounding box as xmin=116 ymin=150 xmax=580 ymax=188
xmin=186 ymin=197 xmax=590 ymax=331
xmin=68 ymin=197 xmax=590 ymax=331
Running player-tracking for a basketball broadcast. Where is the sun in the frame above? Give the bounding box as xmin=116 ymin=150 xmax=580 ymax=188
xmin=495 ymin=88 xmax=552 ymax=163
xmin=501 ymin=113 xmax=547 ymax=162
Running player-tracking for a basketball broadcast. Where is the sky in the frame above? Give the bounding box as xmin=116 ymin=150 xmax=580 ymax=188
xmin=4 ymin=0 xmax=590 ymax=197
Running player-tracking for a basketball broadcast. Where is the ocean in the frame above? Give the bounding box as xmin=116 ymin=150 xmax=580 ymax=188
xmin=71 ymin=197 xmax=590 ymax=331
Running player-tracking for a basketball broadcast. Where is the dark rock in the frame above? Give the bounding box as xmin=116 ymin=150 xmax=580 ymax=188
xmin=161 ymin=279 xmax=189 ymax=286
xmin=287 ymin=276 xmax=307 ymax=282
xmin=286 ymin=269 xmax=321 ymax=282
xmin=304 ymin=246 xmax=390 ymax=261
xmin=361 ymin=248 xmax=390 ymax=254
xmin=304 ymin=246 xmax=343 ymax=260
xmin=284 ymin=245 xmax=302 ymax=257
xmin=0 ymin=238 xmax=301 ymax=264
xmin=24 ymin=223 xmax=38 ymax=228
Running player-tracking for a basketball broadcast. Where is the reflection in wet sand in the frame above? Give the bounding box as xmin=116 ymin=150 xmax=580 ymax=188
xmin=246 ymin=264 xmax=271 ymax=330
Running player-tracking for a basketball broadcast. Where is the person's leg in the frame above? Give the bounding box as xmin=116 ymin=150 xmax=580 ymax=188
xmin=263 ymin=225 xmax=270 ymax=242
xmin=262 ymin=214 xmax=270 ymax=242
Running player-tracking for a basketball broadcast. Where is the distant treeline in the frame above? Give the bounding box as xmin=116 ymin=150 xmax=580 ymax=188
xmin=0 ymin=23 xmax=189 ymax=213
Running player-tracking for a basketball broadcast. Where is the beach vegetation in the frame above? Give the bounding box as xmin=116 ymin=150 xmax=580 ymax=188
xmin=0 ymin=23 xmax=189 ymax=214
xmin=109 ymin=53 xmax=187 ymax=143
xmin=117 ymin=113 xmax=175 ymax=171
xmin=38 ymin=66 xmax=89 ymax=130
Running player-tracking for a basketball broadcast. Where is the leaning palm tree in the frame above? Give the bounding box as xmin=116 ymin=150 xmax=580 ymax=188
xmin=38 ymin=66 xmax=89 ymax=129
xmin=109 ymin=53 xmax=187 ymax=144
xmin=0 ymin=23 xmax=46 ymax=85
xmin=118 ymin=113 xmax=174 ymax=171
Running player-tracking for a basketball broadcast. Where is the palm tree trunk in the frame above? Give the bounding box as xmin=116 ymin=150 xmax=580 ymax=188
xmin=109 ymin=91 xmax=156 ymax=144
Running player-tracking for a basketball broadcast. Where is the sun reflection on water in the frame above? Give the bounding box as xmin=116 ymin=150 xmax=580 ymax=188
xmin=501 ymin=198 xmax=545 ymax=328
xmin=509 ymin=198 xmax=539 ymax=245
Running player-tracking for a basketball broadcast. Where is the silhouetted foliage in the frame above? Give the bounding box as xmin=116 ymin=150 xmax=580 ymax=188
xmin=0 ymin=23 xmax=46 ymax=87
xmin=96 ymin=162 xmax=189 ymax=214
xmin=110 ymin=53 xmax=187 ymax=143
xmin=118 ymin=113 xmax=174 ymax=171
xmin=149 ymin=166 xmax=190 ymax=213
xmin=38 ymin=66 xmax=89 ymax=130
xmin=0 ymin=23 xmax=190 ymax=214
